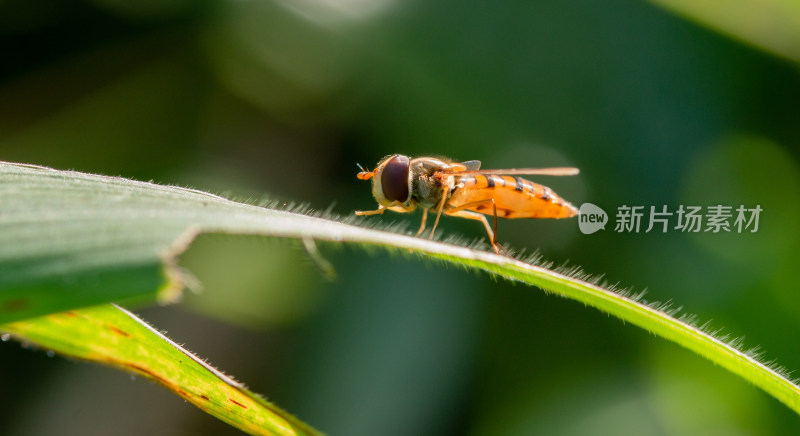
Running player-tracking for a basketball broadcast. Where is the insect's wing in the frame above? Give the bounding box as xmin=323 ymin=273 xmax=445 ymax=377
xmin=434 ymin=160 xmax=482 ymax=175
xmin=456 ymin=167 xmax=580 ymax=176
xmin=459 ymin=160 xmax=481 ymax=171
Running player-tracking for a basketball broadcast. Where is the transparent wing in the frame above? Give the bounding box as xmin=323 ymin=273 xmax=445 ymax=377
xmin=441 ymin=167 xmax=580 ymax=176
xmin=459 ymin=160 xmax=481 ymax=171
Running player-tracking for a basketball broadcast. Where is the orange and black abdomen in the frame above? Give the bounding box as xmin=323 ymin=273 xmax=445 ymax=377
xmin=448 ymin=175 xmax=578 ymax=219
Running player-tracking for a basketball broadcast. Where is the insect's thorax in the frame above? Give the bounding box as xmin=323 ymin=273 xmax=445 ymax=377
xmin=409 ymin=157 xmax=455 ymax=209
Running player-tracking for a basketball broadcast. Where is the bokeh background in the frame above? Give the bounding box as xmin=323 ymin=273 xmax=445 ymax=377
xmin=2 ymin=0 xmax=800 ymax=434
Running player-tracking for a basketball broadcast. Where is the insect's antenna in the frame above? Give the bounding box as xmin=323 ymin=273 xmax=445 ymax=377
xmin=356 ymin=163 xmax=374 ymax=180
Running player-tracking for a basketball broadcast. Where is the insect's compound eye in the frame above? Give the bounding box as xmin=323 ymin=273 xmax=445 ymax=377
xmin=380 ymin=155 xmax=410 ymax=203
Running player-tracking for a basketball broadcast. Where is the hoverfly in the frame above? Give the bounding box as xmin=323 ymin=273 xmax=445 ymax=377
xmin=356 ymin=154 xmax=579 ymax=253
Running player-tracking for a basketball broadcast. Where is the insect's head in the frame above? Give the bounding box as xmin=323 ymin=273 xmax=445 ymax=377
xmin=357 ymin=154 xmax=412 ymax=206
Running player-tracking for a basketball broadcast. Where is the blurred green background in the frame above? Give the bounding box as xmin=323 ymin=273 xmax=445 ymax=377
xmin=1 ymin=0 xmax=799 ymax=434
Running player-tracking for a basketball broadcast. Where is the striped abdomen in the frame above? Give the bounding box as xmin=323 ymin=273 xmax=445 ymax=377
xmin=448 ymin=175 xmax=578 ymax=219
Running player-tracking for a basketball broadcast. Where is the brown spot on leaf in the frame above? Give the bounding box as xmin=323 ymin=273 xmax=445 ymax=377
xmin=229 ymin=399 xmax=248 ymax=409
xmin=199 ymin=395 xmax=210 ymax=401
xmin=107 ymin=325 xmax=132 ymax=338
xmin=122 ymin=362 xmax=177 ymax=391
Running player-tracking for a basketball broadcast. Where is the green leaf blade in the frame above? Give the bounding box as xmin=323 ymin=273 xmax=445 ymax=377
xmin=1 ymin=160 xmax=799 ymax=426
xmin=2 ymin=304 xmax=321 ymax=436
xmin=650 ymin=0 xmax=800 ymax=64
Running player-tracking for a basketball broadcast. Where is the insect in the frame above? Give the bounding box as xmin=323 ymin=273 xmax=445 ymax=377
xmin=355 ymin=154 xmax=579 ymax=253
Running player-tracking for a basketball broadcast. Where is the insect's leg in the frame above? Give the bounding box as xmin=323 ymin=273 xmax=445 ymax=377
xmin=445 ymin=208 xmax=503 ymax=254
xmin=429 ymin=186 xmax=451 ymax=239
xmin=446 ymin=198 xmax=500 ymax=245
xmin=445 ymin=199 xmax=494 ymax=214
xmin=491 ymin=200 xmax=498 ymax=247
xmin=355 ymin=205 xmax=386 ymax=216
xmin=415 ymin=208 xmax=429 ymax=237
